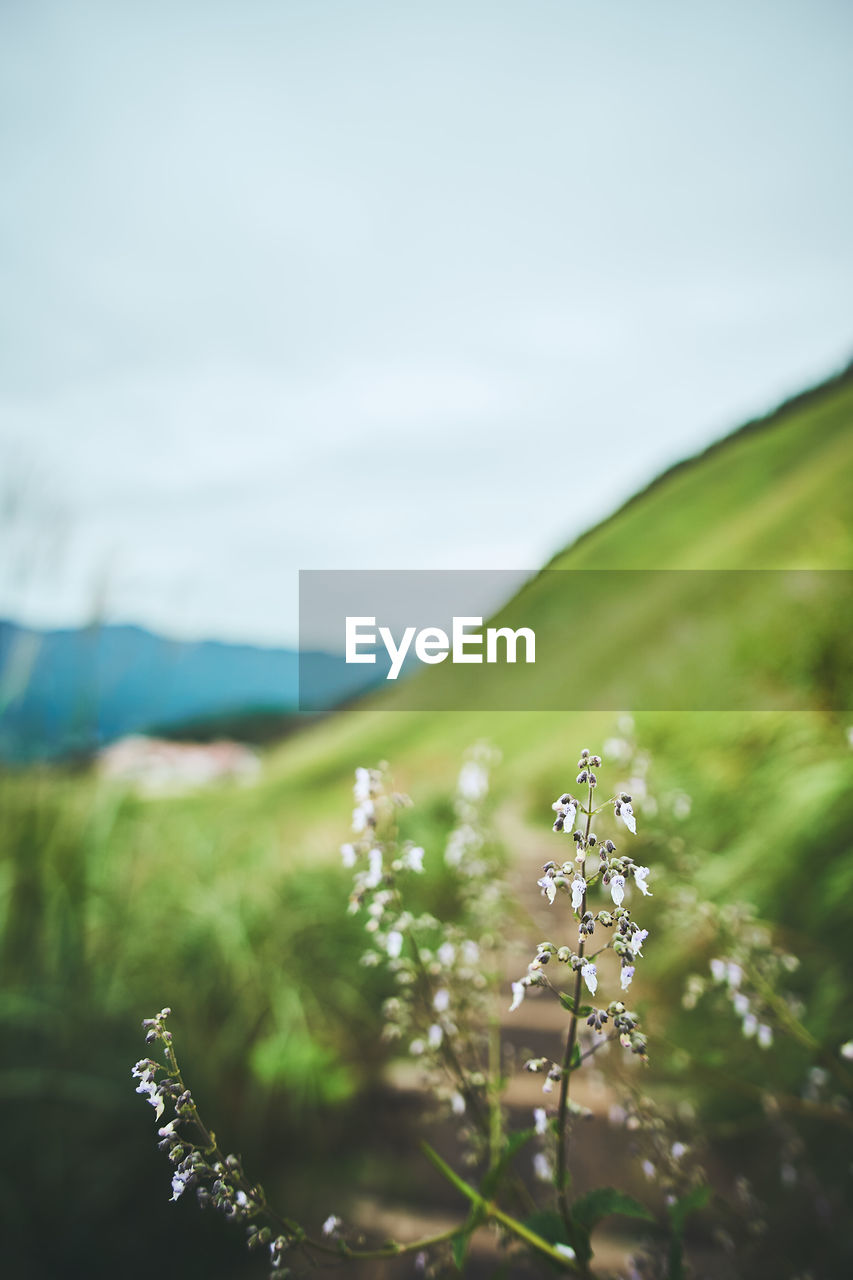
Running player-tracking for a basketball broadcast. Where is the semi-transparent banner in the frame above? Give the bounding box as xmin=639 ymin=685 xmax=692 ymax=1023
xmin=298 ymin=569 xmax=852 ymax=712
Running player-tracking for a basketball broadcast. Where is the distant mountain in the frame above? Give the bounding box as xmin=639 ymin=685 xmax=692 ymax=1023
xmin=0 ymin=621 xmax=376 ymax=761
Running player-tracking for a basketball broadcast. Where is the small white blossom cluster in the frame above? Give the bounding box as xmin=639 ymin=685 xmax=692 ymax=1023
xmin=510 ymin=747 xmax=652 ymax=1062
xmin=608 ymin=1092 xmax=703 ymax=1202
xmin=132 ymin=1011 xmax=267 ymax=1230
xmin=680 ymin=902 xmax=803 ymax=1051
xmin=345 ymin=747 xmax=504 ymax=1140
xmin=133 ymin=1012 xmax=364 ymax=1278
xmin=605 ymin=717 xmax=693 ymax=824
xmin=706 ymin=958 xmax=774 ymax=1048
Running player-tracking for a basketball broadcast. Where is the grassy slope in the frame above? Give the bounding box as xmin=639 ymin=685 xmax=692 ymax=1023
xmin=252 ymin=366 xmax=853 ymax=835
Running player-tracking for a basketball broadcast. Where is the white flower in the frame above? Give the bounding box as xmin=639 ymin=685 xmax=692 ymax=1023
xmin=409 ymin=1038 xmax=425 ymax=1056
xmin=533 ymin=1107 xmax=548 ymax=1135
xmin=603 ymin=736 xmax=631 ymax=763
xmin=710 ymin=958 xmax=726 ymax=983
xmin=542 ymin=1075 xmax=554 ymax=1094
xmin=742 ymin=1012 xmax=758 ymax=1037
xmin=170 ymin=1169 xmax=192 ymax=1201
xmin=733 ymin=992 xmax=749 ymax=1016
xmin=621 ymin=965 xmax=635 ymax=991
xmin=353 ymin=767 xmax=371 ymax=803
xmin=402 ymin=845 xmax=424 ymax=873
xmin=615 ymin=799 xmax=636 ymax=834
xmin=365 ymin=848 xmax=383 ymax=888
xmin=450 ymin=1091 xmax=466 ymax=1115
xmin=352 ymin=800 xmax=373 ymax=833
xmin=632 ymin=928 xmax=649 ymax=957
xmin=672 ymin=792 xmax=692 ymax=819
xmin=554 ymin=1244 xmax=576 ymax=1261
xmin=633 ymin=866 xmax=652 ymax=896
xmin=581 ymin=962 xmax=598 ymax=996
xmin=552 ymin=796 xmax=578 ymax=829
xmin=726 ymin=961 xmax=743 ymax=988
xmin=428 ymin=1023 xmax=443 ymax=1050
xmin=433 ymin=988 xmax=450 ymax=1013
xmin=671 ymin=1142 xmax=687 ymax=1160
xmin=323 ymin=1214 xmax=342 ymax=1236
xmin=841 ymin=1040 xmax=853 ymax=1061
xmin=458 ymin=760 xmax=489 ymax=801
xmin=642 ymin=1159 xmax=656 ymax=1180
xmin=509 ymin=981 xmax=526 ymax=1012
xmin=610 ymin=873 xmax=626 ymax=907
xmin=538 ymin=874 xmax=557 ymax=905
xmin=134 ymin=1069 xmax=166 ymax=1121
xmin=461 ymin=940 xmax=480 ymax=966
xmin=437 ymin=942 xmax=456 ymax=967
xmin=571 ymin=875 xmax=585 ymax=912
xmin=533 ymin=1152 xmax=553 ymax=1183
xmin=340 ymin=843 xmax=357 ymax=868
xmin=386 ymin=930 xmax=404 ymax=959
xmin=757 ymin=1024 xmax=773 ymax=1049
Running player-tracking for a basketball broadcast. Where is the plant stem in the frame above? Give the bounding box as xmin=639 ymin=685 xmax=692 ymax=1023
xmin=422 ymin=1142 xmax=578 ymax=1272
xmin=488 ymin=1016 xmax=503 ymax=1171
xmin=556 ymin=778 xmax=594 ymax=1236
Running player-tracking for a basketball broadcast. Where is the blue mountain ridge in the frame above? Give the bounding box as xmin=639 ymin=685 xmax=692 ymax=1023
xmin=0 ymin=620 xmax=375 ymax=761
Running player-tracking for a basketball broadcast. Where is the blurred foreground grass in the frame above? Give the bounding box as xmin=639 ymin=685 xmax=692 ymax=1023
xmin=2 ymin=706 xmax=852 ymax=1277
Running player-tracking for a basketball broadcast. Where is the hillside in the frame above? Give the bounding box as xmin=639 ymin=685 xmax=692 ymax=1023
xmin=253 ymin=363 xmax=853 ymax=845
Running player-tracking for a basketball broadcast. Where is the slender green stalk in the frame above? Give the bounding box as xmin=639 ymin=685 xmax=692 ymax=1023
xmin=556 ymin=777 xmax=594 ymax=1235
xmin=487 ymin=1017 xmax=503 ymax=1172
xmin=421 ymin=1143 xmax=577 ymax=1272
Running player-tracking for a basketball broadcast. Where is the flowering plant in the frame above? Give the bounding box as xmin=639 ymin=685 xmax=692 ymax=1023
xmin=133 ymin=744 xmax=714 ymax=1277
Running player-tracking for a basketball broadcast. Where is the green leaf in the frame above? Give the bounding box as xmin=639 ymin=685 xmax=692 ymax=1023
xmin=523 ymin=1211 xmax=580 ymax=1271
xmin=666 ymin=1185 xmax=711 ymax=1280
xmin=559 ymin=993 xmax=592 ymax=1017
xmin=451 ymin=1233 xmax=469 ymax=1271
xmin=668 ymin=1184 xmax=711 ymax=1237
xmin=570 ymin=1042 xmax=582 ymax=1070
xmin=572 ymin=1187 xmax=655 ymax=1234
xmin=523 ymin=1210 xmax=567 ymax=1242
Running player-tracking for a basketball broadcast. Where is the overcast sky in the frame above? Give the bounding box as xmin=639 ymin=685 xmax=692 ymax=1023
xmin=1 ymin=0 xmax=851 ymax=646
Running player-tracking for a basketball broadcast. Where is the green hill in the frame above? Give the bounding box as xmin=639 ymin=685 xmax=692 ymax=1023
xmin=258 ymin=361 xmax=853 ymax=839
